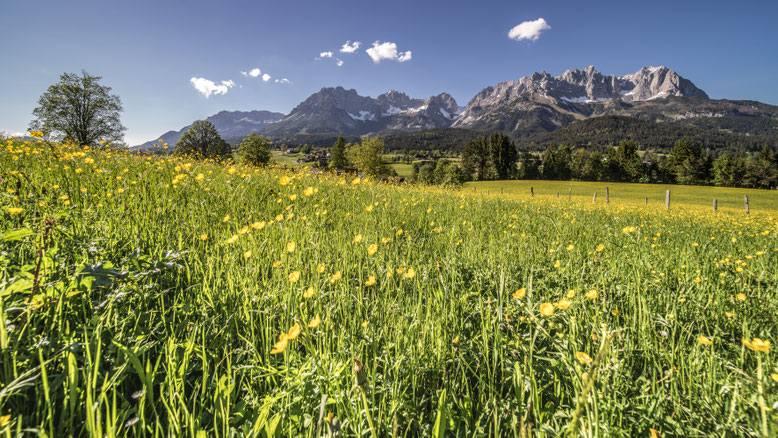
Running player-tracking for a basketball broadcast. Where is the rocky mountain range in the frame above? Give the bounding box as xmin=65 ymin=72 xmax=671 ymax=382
xmin=136 ymin=110 xmax=284 ymax=150
xmin=261 ymin=88 xmax=463 ymax=137
xmin=135 ymin=66 xmax=778 ymax=150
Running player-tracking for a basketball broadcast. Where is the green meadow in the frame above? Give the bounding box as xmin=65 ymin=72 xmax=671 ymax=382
xmin=1 ymin=139 xmax=777 ymax=437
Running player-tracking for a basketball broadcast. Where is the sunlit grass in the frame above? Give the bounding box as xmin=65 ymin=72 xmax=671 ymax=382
xmin=1 ymin=138 xmax=776 ymax=436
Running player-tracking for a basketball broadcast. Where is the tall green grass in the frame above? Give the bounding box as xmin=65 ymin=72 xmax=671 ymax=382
xmin=1 ymin=139 xmax=776 ymax=436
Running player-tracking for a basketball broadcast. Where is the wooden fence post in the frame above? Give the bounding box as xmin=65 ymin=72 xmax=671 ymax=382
xmin=556 ymin=192 xmax=559 ymax=199
xmin=744 ymin=195 xmax=750 ymax=214
xmin=606 ymin=187 xmax=610 ymax=204
xmin=568 ymin=188 xmax=572 ymax=201
xmin=644 ymin=197 xmax=648 ymax=205
xmin=665 ymin=190 xmax=671 ymax=209
xmin=713 ymin=198 xmax=718 ymax=212
xmin=593 ymin=192 xmax=597 ymax=202
xmin=500 ymin=187 xmax=503 ymax=195
xmin=530 ymin=187 xmax=534 ymax=197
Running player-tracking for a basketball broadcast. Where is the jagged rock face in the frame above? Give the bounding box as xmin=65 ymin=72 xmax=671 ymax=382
xmin=134 ymin=110 xmax=285 ymax=150
xmin=263 ymin=87 xmax=462 ymax=136
xmin=453 ymin=65 xmax=710 ymax=135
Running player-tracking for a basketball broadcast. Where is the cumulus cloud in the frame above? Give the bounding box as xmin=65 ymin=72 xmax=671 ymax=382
xmin=336 ymin=59 xmax=344 ymax=67
xmin=241 ymin=68 xmax=263 ymax=78
xmin=366 ymin=41 xmax=412 ymax=63
xmin=508 ymin=18 xmax=550 ymax=42
xmin=320 ymin=51 xmax=333 ymax=58
xmin=340 ymin=41 xmax=361 ymax=53
xmin=190 ymin=77 xmax=235 ymax=97
xmin=262 ymin=73 xmax=271 ymax=82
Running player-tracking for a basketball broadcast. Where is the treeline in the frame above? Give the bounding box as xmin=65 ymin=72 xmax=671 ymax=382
xmin=516 ymin=116 xmax=778 ymax=154
xmin=458 ymin=132 xmax=778 ymax=189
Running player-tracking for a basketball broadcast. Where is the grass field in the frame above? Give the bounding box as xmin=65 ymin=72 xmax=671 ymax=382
xmin=469 ymin=180 xmax=778 ymax=213
xmin=1 ymin=139 xmax=777 ymax=436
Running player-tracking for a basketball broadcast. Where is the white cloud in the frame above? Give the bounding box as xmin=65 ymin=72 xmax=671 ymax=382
xmin=262 ymin=73 xmax=271 ymax=82
xmin=336 ymin=59 xmax=344 ymax=67
xmin=274 ymin=78 xmax=291 ymax=84
xmin=241 ymin=68 xmax=262 ymax=78
xmin=320 ymin=51 xmax=333 ymax=58
xmin=366 ymin=41 xmax=412 ymax=63
xmin=189 ymin=77 xmax=235 ymax=98
xmin=340 ymin=41 xmax=361 ymax=53
xmin=508 ymin=18 xmax=550 ymax=42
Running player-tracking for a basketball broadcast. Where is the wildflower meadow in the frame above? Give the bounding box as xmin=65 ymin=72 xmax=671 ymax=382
xmin=1 ymin=138 xmax=777 ymax=436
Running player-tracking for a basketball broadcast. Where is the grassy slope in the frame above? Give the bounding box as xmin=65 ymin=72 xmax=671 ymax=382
xmin=469 ymin=180 xmax=778 ymax=213
xmin=1 ymin=139 xmax=777 ymax=436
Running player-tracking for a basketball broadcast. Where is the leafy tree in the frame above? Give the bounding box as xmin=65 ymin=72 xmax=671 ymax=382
xmin=329 ymin=136 xmax=350 ymax=168
xmin=518 ymin=151 xmax=540 ymax=179
xmin=174 ymin=120 xmax=232 ymax=159
xmin=348 ymin=136 xmax=391 ymax=177
xmin=462 ymin=137 xmax=489 ymax=180
xmin=487 ymin=132 xmax=518 ymax=179
xmin=30 ymin=70 xmax=125 ymax=146
xmin=743 ymin=147 xmax=778 ymax=189
xmin=542 ymin=144 xmax=573 ymax=180
xmin=667 ymin=139 xmax=709 ymax=185
xmin=238 ymin=133 xmax=272 ymax=166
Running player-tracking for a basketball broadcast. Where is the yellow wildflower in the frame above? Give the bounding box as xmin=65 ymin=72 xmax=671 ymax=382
xmin=539 ymin=303 xmax=554 ymax=317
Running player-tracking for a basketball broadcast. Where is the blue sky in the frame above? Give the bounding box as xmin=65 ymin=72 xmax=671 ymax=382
xmin=2 ymin=0 xmax=777 ymax=145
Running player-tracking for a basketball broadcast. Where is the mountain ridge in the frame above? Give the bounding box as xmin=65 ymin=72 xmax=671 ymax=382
xmin=134 ymin=66 xmax=778 ymax=150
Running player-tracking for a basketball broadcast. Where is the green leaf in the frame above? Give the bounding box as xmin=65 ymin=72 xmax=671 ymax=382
xmin=432 ymin=388 xmax=448 ymax=438
xmin=1 ymin=228 xmax=33 ymax=242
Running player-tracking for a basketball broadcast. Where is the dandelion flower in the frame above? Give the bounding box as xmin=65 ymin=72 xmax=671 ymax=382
xmin=554 ymin=299 xmax=571 ymax=310
xmin=404 ymin=267 xmax=416 ymax=279
xmin=365 ymin=275 xmax=376 ymax=286
xmin=513 ymin=288 xmax=526 ymax=299
xmin=554 ymin=260 xmax=561 ymax=269
xmin=279 ymin=176 xmax=291 ymax=186
xmin=286 ymin=323 xmax=301 ymax=340
xmin=595 ymin=244 xmax=605 ymax=252
xmin=452 ymin=335 xmax=460 ymax=345
xmin=353 ymin=234 xmax=362 ymax=243
xmin=367 ymin=243 xmax=377 ymax=255
xmin=243 ymin=250 xmax=252 ymax=259
xmin=226 ymin=235 xmax=239 ymax=244
xmin=317 ymin=263 xmax=326 ymax=273
xmin=286 ymin=241 xmax=296 ymax=252
xmin=539 ymin=303 xmax=554 ymax=317
xmin=575 ymin=351 xmax=592 ymax=365
xmin=7 ymin=207 xmax=23 ymax=215
xmin=270 ymin=334 xmax=288 ymax=354
xmin=361 ymin=320 xmax=369 ymax=328
xmin=289 ymin=271 xmax=301 ymax=283
xmin=223 ymin=215 xmax=231 ymax=222
xmin=303 ymin=186 xmax=315 ymax=196
xmin=251 ymin=221 xmax=266 ymax=230
xmin=330 ymin=271 xmax=342 ymax=283
xmin=308 ymin=315 xmax=321 ymax=329
xmin=742 ymin=338 xmax=770 ymax=353
xmin=303 ymin=286 xmax=315 ymax=299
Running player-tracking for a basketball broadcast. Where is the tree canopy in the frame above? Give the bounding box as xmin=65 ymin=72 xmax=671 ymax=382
xmin=238 ymin=133 xmax=272 ymax=166
xmin=30 ymin=71 xmax=125 ymax=146
xmin=174 ymin=121 xmax=232 ymax=159
xmin=348 ymin=136 xmax=392 ymax=177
